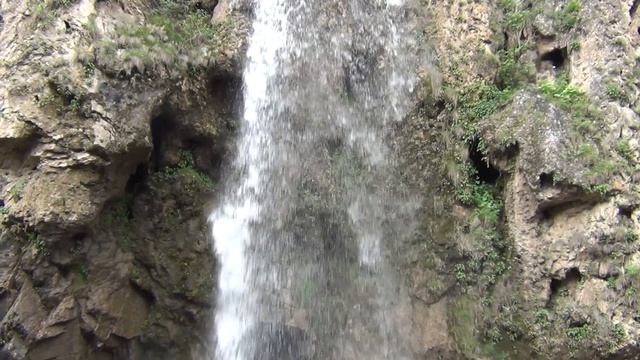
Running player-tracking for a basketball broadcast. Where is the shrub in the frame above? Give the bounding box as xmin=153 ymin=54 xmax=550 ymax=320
xmin=566 ymin=324 xmax=593 ymax=342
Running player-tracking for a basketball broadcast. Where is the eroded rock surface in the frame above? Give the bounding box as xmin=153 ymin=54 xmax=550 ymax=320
xmin=0 ymin=0 xmax=248 ymax=358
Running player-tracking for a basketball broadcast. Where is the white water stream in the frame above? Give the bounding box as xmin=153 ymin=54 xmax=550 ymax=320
xmin=209 ymin=1 xmax=417 ymax=358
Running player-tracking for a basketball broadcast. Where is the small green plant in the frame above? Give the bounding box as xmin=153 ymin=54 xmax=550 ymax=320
xmin=609 ymin=324 xmax=627 ymax=352
xmin=159 ymin=150 xmax=215 ymax=193
xmin=624 ymin=228 xmax=639 ymax=242
xmin=607 ymin=276 xmax=617 ymax=289
xmin=70 ymin=98 xmax=82 ymax=113
xmin=57 ymin=0 xmax=74 ymax=7
xmin=616 ymin=139 xmax=633 ymax=161
xmin=79 ymin=264 xmax=89 ymax=281
xmin=9 ymin=180 xmax=26 ymax=201
xmin=559 ymin=287 xmax=570 ymax=297
xmin=131 ymin=268 xmax=141 ymax=281
xmin=566 ymin=323 xmax=593 ymax=342
xmin=569 ymin=40 xmax=581 ymax=52
xmin=457 ymin=82 xmax=514 ymax=143
xmin=590 ymin=160 xmax=617 ymax=177
xmin=606 ymin=83 xmax=625 ymax=101
xmin=625 ymin=263 xmax=640 ymax=277
xmin=577 ymin=143 xmax=596 ymax=158
xmin=83 ymin=61 xmax=95 ymax=78
xmin=455 ymin=263 xmax=468 ymax=284
xmin=591 ymin=184 xmax=610 ymax=196
xmin=554 ymin=0 xmax=581 ymax=32
xmin=534 ymin=309 xmax=550 ymax=325
xmin=497 ymin=45 xmax=530 ymax=88
xmin=625 ymin=286 xmax=637 ymax=298
xmin=28 ymin=232 xmax=49 ymax=257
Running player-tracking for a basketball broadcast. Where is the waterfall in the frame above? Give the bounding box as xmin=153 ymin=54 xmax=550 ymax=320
xmin=210 ymin=0 xmax=418 ymax=358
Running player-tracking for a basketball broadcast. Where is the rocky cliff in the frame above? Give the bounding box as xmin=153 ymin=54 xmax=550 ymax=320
xmin=0 ymin=0 xmax=638 ymax=359
xmin=0 ymin=0 xmax=248 ymax=358
xmin=404 ymin=0 xmax=640 ymax=358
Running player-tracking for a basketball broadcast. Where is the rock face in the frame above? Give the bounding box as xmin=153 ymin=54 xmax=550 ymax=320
xmin=401 ymin=0 xmax=640 ymax=358
xmin=0 ymin=0 xmax=248 ymax=358
xmin=0 ymin=0 xmax=638 ymax=359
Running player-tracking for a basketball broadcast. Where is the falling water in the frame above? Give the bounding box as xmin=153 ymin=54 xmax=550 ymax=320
xmin=210 ymin=0 xmax=419 ymax=359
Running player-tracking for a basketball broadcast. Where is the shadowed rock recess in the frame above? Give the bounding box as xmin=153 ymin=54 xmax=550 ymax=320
xmin=0 ymin=0 xmax=638 ymax=359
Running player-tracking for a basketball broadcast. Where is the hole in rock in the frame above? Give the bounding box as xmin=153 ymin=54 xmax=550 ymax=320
xmin=71 ymin=232 xmax=87 ymax=244
xmin=63 ymin=20 xmax=71 ymax=31
xmin=0 ymin=199 xmax=4 ymax=208
xmin=550 ymin=267 xmax=582 ymax=295
xmin=469 ymin=140 xmax=500 ymax=184
xmin=150 ymin=111 xmax=177 ymax=170
xmin=541 ymin=47 xmax=567 ymax=69
xmin=632 ymin=0 xmax=639 ymax=17
xmin=539 ymin=172 xmax=555 ymax=187
xmin=618 ymin=205 xmax=635 ymax=219
xmin=125 ymin=163 xmax=148 ymax=194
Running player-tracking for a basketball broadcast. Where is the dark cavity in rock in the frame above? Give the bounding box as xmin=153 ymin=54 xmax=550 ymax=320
xmin=540 ymin=47 xmax=568 ymax=70
xmin=150 ymin=111 xmax=177 ymax=170
xmin=550 ymin=267 xmax=582 ymax=296
xmin=469 ymin=140 xmax=500 ymax=184
xmin=539 ymin=172 xmax=555 ymax=188
xmin=125 ymin=163 xmax=149 ymax=194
